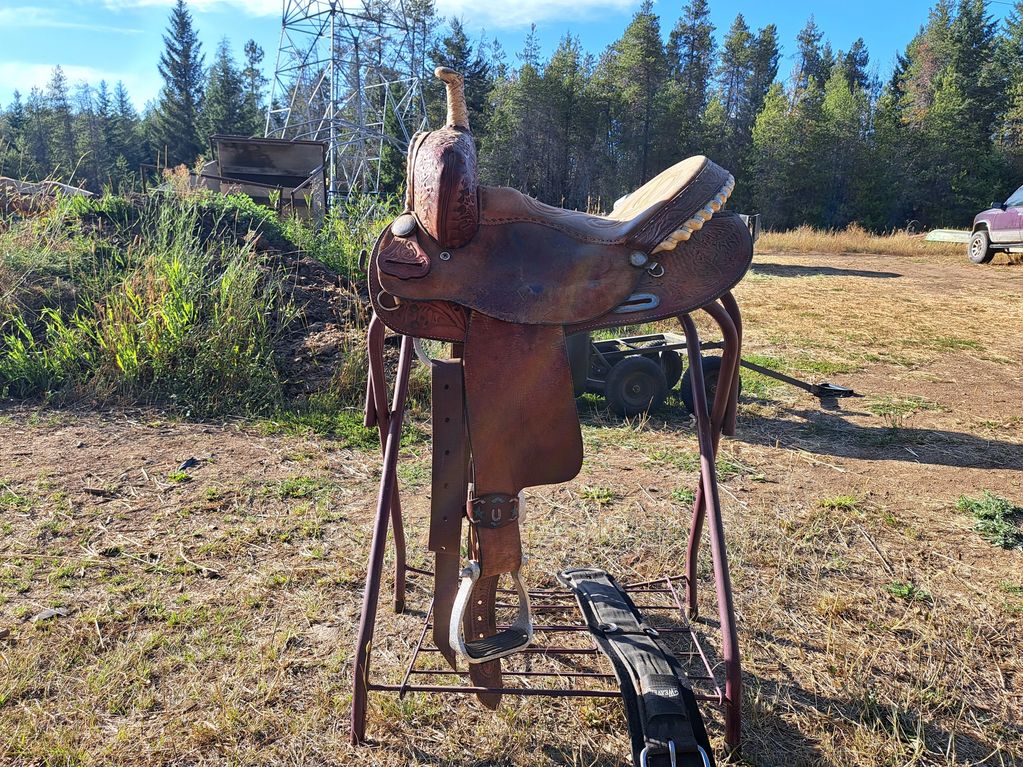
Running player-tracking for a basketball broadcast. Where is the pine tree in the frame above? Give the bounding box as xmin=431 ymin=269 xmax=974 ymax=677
xmin=47 ymin=66 xmax=78 ymax=180
xmin=841 ymin=39 xmax=871 ymax=91
xmin=74 ymin=82 xmax=109 ymax=190
xmin=746 ymin=25 xmax=781 ymax=135
xmin=0 ymin=93 xmax=27 ymax=177
xmin=948 ymin=0 xmax=1002 ymax=139
xmin=608 ymin=0 xmax=668 ymax=184
xmin=821 ymin=69 xmax=869 ymax=227
xmin=716 ymin=15 xmax=754 ymax=124
xmin=110 ymin=82 xmax=143 ymax=189
xmin=200 ymin=40 xmax=248 ymax=140
xmin=900 ymin=1 xmax=955 ymax=123
xmin=3 ymin=92 xmax=25 ymax=138
xmin=665 ymin=0 xmax=715 ymax=157
xmin=23 ymin=88 xmax=51 ymax=181
xmin=794 ymin=17 xmax=826 ymax=91
xmin=152 ymin=0 xmax=205 ymax=166
xmin=405 ymin=0 xmax=439 ymax=79
xmin=241 ymin=40 xmax=268 ymax=136
xmin=710 ymin=16 xmax=778 ymax=208
xmin=862 ymin=86 xmax=915 ymax=229
xmin=750 ymin=83 xmax=794 ymax=227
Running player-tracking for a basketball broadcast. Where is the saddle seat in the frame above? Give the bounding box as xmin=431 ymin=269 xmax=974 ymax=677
xmin=480 ymin=155 xmax=733 ymax=253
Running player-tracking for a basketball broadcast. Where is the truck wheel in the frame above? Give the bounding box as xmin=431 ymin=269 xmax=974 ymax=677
xmin=605 ymin=356 xmax=668 ymax=417
xmin=681 ymin=356 xmax=743 ymax=415
xmin=968 ymin=230 xmax=994 ymax=264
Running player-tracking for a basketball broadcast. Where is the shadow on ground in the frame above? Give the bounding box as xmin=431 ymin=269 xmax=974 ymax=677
xmin=751 ymin=263 xmax=902 ymax=279
xmin=733 ymin=405 xmax=1023 ymax=469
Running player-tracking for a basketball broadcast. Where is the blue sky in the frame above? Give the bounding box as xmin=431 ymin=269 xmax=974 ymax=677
xmin=0 ymin=0 xmax=1015 ymax=110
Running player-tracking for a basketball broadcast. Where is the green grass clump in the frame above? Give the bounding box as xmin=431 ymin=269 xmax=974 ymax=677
xmin=0 ymin=192 xmax=297 ymax=416
xmin=737 ymin=353 xmax=787 ymax=399
xmin=256 ymin=391 xmax=428 ymax=449
xmin=886 ymin=581 xmax=932 ymax=604
xmin=819 ymin=495 xmax=860 ymax=512
xmin=867 ymin=396 xmax=940 ymax=430
xmin=580 ymin=486 xmax=617 ymax=506
xmin=955 ymin=492 xmax=1023 ymax=549
xmin=671 ymin=487 xmax=696 ymax=505
xmin=284 ymin=195 xmax=397 ymax=280
xmin=648 ymin=448 xmax=700 ymax=471
xmin=0 ymin=485 xmax=32 ymax=512
xmin=269 ymin=477 xmax=328 ymax=500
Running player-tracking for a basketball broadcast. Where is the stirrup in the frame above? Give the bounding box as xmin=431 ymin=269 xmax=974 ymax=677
xmin=450 ymin=561 xmax=533 ymax=663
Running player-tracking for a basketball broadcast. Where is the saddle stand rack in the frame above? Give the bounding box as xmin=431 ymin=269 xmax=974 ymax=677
xmin=353 ymin=66 xmax=753 ymax=764
xmin=351 ymin=295 xmax=745 ymax=756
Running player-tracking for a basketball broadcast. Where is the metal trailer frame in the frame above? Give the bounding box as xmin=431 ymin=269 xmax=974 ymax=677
xmin=581 ymin=331 xmax=857 ymax=404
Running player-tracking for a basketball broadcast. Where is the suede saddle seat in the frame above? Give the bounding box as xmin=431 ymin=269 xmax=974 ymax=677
xmin=376 ymin=154 xmax=740 ymax=327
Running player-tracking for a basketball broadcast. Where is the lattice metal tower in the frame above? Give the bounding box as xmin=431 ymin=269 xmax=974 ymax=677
xmin=265 ymin=0 xmax=431 ymax=200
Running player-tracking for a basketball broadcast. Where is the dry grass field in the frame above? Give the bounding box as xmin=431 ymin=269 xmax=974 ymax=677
xmin=1 ymin=244 xmax=1021 ymax=766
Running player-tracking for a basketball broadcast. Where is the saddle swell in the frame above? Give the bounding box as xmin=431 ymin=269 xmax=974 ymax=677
xmin=367 ymin=67 xmax=752 ymax=709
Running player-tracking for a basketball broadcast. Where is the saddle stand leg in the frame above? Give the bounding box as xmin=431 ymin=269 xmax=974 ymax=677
xmin=351 ymin=334 xmax=415 ymax=746
xmin=680 ymin=313 xmax=743 ymax=755
xmin=364 ymin=315 xmax=408 ymax=613
xmin=719 ymin=292 xmax=744 ymax=433
xmin=684 ymin=298 xmax=741 ymax=619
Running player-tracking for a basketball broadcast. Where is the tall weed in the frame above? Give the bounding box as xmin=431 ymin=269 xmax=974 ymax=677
xmin=0 ymin=193 xmax=295 ymax=415
xmin=286 ymin=195 xmax=397 ymax=279
xmin=757 ymin=224 xmax=963 ymax=257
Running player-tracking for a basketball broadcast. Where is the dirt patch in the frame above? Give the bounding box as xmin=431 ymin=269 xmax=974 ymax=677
xmin=0 ymin=250 xmax=1021 ymax=766
xmin=275 ymin=254 xmax=367 ymax=398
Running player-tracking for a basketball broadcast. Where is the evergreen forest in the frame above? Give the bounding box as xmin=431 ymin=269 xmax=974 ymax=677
xmin=3 ymin=0 xmax=1022 ymax=230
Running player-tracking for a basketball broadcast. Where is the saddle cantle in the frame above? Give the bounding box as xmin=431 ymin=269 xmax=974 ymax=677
xmin=368 ymin=67 xmax=752 ymax=702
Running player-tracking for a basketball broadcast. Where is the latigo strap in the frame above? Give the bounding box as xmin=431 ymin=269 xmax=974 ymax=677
xmin=428 ymin=359 xmax=468 ymax=669
xmin=558 ymin=568 xmax=714 ymax=767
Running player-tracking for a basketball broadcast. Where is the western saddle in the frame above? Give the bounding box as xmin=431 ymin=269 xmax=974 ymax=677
xmin=355 ymin=67 xmax=752 ymax=762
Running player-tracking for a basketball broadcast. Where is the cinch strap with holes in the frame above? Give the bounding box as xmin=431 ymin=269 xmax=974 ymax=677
xmin=557 ymin=568 xmax=714 ymax=767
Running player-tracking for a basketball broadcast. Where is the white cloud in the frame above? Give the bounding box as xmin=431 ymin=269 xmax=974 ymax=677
xmin=96 ymin=0 xmax=281 ymax=15
xmin=93 ymin=0 xmax=639 ymax=28
xmin=0 ymin=62 xmax=159 ymax=104
xmin=434 ymin=0 xmax=637 ymax=28
xmin=0 ymin=6 xmax=144 ymax=34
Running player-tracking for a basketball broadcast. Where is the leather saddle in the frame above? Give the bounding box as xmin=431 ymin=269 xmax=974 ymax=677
xmin=369 ymin=68 xmax=752 ymax=701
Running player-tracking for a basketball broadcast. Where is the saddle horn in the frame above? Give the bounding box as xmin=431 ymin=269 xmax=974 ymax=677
xmin=435 ymin=67 xmax=470 ymax=131
xmin=402 ymin=66 xmax=480 ymax=249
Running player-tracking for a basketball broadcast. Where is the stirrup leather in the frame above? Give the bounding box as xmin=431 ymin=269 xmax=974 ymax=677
xmin=450 ymin=561 xmax=533 ymax=663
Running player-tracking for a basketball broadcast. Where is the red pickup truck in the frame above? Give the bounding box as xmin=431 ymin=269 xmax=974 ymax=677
xmin=969 ymin=184 xmax=1023 ymax=263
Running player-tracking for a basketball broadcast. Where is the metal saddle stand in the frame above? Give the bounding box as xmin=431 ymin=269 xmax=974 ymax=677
xmin=351 ymin=67 xmax=747 ymax=762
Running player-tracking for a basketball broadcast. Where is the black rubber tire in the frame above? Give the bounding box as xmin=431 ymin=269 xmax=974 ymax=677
xmin=968 ymin=229 xmax=995 ymax=264
xmin=641 ymin=341 xmax=684 ymax=390
xmin=681 ymin=355 xmax=743 ymax=415
xmin=604 ymin=356 xmax=669 ymax=417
